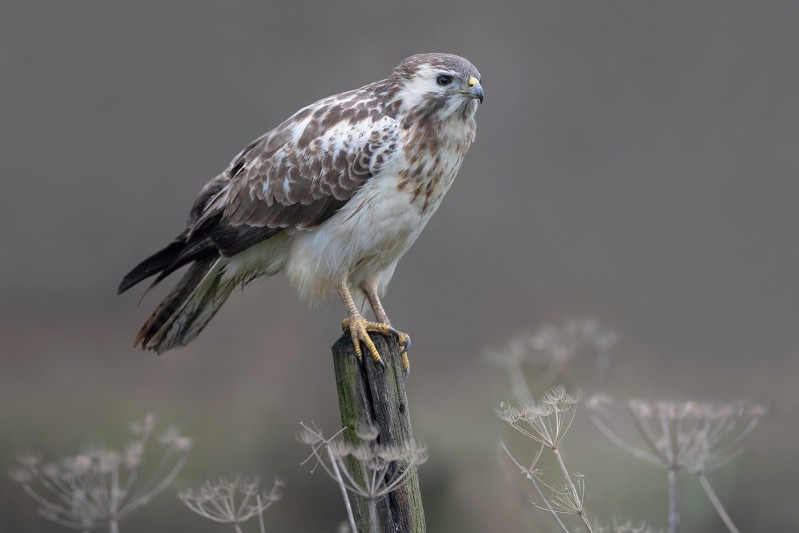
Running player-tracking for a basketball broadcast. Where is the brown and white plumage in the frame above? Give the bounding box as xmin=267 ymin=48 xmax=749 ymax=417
xmin=119 ymin=53 xmax=483 ymax=357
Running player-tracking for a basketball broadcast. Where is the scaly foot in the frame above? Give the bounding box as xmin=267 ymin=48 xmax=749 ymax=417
xmin=341 ymin=317 xmax=411 ymax=373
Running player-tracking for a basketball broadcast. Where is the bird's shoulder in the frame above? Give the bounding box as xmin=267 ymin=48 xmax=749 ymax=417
xmin=188 ymin=83 xmax=405 ymax=236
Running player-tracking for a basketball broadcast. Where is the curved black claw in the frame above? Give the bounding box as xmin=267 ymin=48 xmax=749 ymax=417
xmin=387 ymin=326 xmax=411 ymax=353
xmin=401 ymin=333 xmax=411 ymax=353
xmin=400 ymin=351 xmax=411 ymax=380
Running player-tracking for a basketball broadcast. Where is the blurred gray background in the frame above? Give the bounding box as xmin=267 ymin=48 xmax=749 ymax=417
xmin=2 ymin=1 xmax=797 ymax=531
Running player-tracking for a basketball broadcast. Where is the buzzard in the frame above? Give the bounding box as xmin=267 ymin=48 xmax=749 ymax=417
xmin=119 ymin=53 xmax=483 ymax=373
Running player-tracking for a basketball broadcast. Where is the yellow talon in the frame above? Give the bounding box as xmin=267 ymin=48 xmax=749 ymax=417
xmin=340 ymin=317 xmax=412 ymax=373
xmin=342 ymin=318 xmax=391 ymax=336
xmin=343 ymin=316 xmax=386 ymax=365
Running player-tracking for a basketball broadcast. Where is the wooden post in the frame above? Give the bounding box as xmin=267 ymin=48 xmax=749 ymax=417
xmin=332 ymin=332 xmax=426 ymax=533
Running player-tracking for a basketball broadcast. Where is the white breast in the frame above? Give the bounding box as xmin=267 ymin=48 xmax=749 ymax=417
xmin=281 ymin=120 xmax=474 ymax=306
xmin=283 ymin=173 xmax=431 ymax=306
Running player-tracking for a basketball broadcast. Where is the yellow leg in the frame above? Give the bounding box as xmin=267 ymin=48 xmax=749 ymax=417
xmin=361 ymin=274 xmax=412 ymax=377
xmin=338 ymin=278 xmax=385 ymax=366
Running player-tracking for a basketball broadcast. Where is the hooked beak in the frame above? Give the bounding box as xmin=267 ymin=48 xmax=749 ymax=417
xmin=466 ymin=75 xmax=484 ymax=104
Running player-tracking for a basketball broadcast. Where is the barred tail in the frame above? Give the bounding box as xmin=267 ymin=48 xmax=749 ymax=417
xmin=132 ymin=257 xmax=234 ymax=353
xmin=120 ymin=227 xmax=287 ymax=352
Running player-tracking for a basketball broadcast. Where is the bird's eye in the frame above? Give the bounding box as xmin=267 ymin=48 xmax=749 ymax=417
xmin=436 ymin=75 xmax=453 ymax=86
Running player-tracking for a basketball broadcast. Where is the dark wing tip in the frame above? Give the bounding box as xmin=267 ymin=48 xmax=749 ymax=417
xmin=117 ymin=231 xmax=199 ymax=295
xmin=118 ymin=263 xmax=151 ymax=294
xmin=118 ymin=276 xmax=136 ymax=295
xmin=118 ymin=257 xmax=163 ymax=295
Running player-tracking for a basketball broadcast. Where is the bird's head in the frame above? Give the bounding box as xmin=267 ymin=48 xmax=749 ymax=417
xmin=389 ymin=53 xmax=483 ymax=122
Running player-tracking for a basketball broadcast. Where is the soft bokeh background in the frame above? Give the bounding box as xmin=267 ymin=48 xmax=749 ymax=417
xmin=2 ymin=1 xmax=797 ymax=531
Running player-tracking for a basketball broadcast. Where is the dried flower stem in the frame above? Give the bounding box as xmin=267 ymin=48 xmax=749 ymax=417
xmin=696 ymin=472 xmax=739 ymax=533
xmin=256 ymin=494 xmax=265 ymax=533
xmin=324 ymin=433 xmax=359 ymax=533
xmin=552 ymin=448 xmax=593 ymax=533
xmin=298 ymin=423 xmax=357 ymax=531
xmin=667 ymin=467 xmax=678 ymax=533
xmin=501 ymin=442 xmax=569 ymax=533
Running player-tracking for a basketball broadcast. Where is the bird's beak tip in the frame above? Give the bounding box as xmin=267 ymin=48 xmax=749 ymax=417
xmin=466 ymin=76 xmax=484 ymax=103
xmin=472 ymin=85 xmax=484 ymax=104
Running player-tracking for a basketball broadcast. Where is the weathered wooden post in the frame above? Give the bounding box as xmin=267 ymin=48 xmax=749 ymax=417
xmin=332 ymin=332 xmax=426 ymax=533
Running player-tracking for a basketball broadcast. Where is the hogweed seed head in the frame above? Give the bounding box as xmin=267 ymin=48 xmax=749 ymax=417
xmin=11 ymin=415 xmax=190 ymax=531
xmin=179 ymin=475 xmax=283 ymax=527
xmin=486 ymin=319 xmax=617 ymax=403
xmin=497 ymin=385 xmax=582 ymax=449
xmin=297 ymin=424 xmax=324 ymax=446
xmin=547 ymin=474 xmax=587 ymax=515
xmin=9 ymin=467 xmax=32 ymax=484
xmin=589 ymin=395 xmax=766 ymax=473
xmin=159 ymin=427 xmax=193 ymax=452
xmin=484 ymin=331 xmax=536 ymax=367
xmin=125 ymin=441 xmax=145 ymax=468
xmin=298 ymin=422 xmax=427 ymax=501
xmin=130 ymin=414 xmax=156 ymax=437
xmin=15 ymin=452 xmax=40 ymax=469
xmin=529 ymin=319 xmax=617 ymax=365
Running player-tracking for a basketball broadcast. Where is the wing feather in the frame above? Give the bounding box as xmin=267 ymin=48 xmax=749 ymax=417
xmin=121 ymin=87 xmax=402 ymax=293
xmin=197 ymin=93 xmax=401 ymax=240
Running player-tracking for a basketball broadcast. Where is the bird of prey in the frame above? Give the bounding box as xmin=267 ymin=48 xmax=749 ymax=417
xmin=119 ymin=53 xmax=483 ymax=373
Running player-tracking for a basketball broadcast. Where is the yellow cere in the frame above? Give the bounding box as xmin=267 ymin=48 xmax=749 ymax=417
xmin=468 ymin=76 xmax=479 ymax=88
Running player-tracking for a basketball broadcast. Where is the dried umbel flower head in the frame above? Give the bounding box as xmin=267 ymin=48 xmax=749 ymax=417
xmin=9 ymin=467 xmax=32 ymax=484
xmin=588 ymin=395 xmax=765 ymax=533
xmin=124 ymin=441 xmax=145 ymax=468
xmin=528 ymin=319 xmax=618 ymax=365
xmin=130 ymin=413 xmax=156 ymax=436
xmin=297 ymin=423 xmax=325 ymax=446
xmin=15 ymin=452 xmax=40 ymax=468
xmin=298 ymin=422 xmax=427 ymax=533
xmin=496 ymin=385 xmax=583 ymax=449
xmin=589 ymin=395 xmax=766 ymax=472
xmin=9 ymin=414 xmax=190 ymax=532
xmin=499 ymin=387 xmax=593 ymax=533
xmin=486 ymin=319 xmax=617 ymax=401
xmin=179 ymin=475 xmax=283 ymax=530
xmin=547 ymin=474 xmax=587 ymax=515
xmin=159 ymin=427 xmax=193 ymax=452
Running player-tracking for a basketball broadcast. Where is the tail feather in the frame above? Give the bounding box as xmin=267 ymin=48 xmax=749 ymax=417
xmin=118 ymin=237 xmax=185 ymax=294
xmin=118 ymin=231 xmax=215 ymax=295
xmin=121 ymin=227 xmax=287 ymax=353
xmin=134 ymin=257 xmax=234 ymax=353
xmin=119 ymin=226 xmax=233 ymax=353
